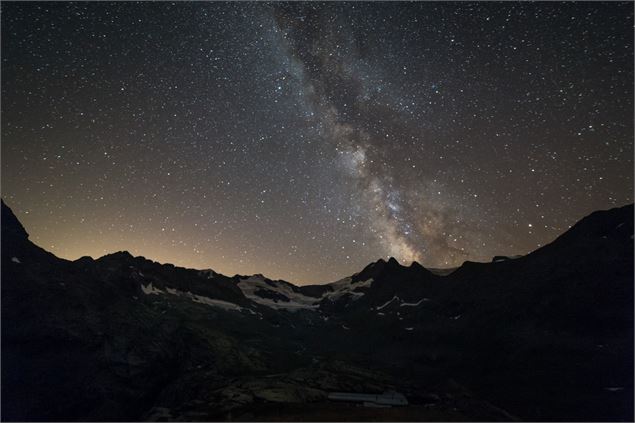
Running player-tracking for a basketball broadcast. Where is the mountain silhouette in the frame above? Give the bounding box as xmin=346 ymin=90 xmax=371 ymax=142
xmin=1 ymin=200 xmax=633 ymax=421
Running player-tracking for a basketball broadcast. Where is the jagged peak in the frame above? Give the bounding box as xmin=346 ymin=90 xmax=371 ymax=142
xmin=235 ymin=273 xmax=273 ymax=282
xmin=386 ymin=257 xmax=400 ymax=266
xmin=409 ymin=261 xmax=425 ymax=270
xmin=98 ymin=250 xmax=134 ymax=261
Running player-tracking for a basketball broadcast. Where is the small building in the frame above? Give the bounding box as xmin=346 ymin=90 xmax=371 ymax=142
xmin=328 ymin=390 xmax=408 ymax=407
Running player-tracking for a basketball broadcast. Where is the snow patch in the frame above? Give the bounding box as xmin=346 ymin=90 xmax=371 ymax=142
xmin=11 ymin=257 xmax=21 ymax=264
xmin=400 ymin=298 xmax=429 ymax=307
xmin=141 ymin=283 xmax=164 ymax=295
xmin=189 ymin=293 xmax=242 ymax=311
xmin=323 ymin=277 xmax=374 ymax=301
xmin=140 ymin=283 xmax=242 ymax=311
xmin=375 ymin=296 xmax=430 ymax=310
xmin=376 ymin=296 xmax=400 ymax=310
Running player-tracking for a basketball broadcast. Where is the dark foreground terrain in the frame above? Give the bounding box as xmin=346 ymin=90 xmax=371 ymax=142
xmin=2 ymin=201 xmax=633 ymax=421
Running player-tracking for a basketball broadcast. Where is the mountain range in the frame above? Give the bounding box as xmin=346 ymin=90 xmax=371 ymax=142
xmin=2 ymin=200 xmax=633 ymax=421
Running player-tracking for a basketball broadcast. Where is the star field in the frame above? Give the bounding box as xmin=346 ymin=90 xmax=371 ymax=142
xmin=2 ymin=2 xmax=633 ymax=284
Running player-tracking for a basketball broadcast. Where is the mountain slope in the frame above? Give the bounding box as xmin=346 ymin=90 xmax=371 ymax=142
xmin=1 ymin=200 xmax=633 ymax=421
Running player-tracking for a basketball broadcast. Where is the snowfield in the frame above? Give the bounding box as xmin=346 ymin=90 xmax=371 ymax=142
xmin=237 ymin=275 xmax=374 ymax=311
xmin=237 ymin=276 xmax=320 ymax=310
xmin=140 ymin=283 xmax=243 ymax=311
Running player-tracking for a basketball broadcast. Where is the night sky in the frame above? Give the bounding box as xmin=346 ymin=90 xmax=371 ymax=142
xmin=2 ymin=2 xmax=633 ymax=284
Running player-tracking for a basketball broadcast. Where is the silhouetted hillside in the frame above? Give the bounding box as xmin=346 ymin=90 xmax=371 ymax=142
xmin=2 ymin=201 xmax=633 ymax=421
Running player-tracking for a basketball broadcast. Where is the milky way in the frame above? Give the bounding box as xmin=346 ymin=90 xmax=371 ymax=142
xmin=2 ymin=2 xmax=633 ymax=284
xmin=271 ymin=3 xmax=479 ymax=265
